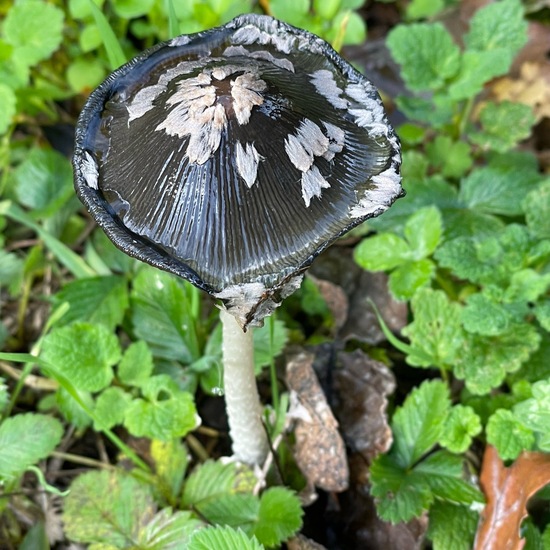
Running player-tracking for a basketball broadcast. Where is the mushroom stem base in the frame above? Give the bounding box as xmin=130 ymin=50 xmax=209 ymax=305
xmin=221 ymin=308 xmax=269 ymax=466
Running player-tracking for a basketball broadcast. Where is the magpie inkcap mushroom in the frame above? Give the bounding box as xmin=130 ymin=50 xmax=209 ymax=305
xmin=73 ymin=14 xmax=403 ymax=328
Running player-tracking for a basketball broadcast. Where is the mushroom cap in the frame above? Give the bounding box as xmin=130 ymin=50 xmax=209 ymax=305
xmin=73 ymin=14 xmax=403 ymax=327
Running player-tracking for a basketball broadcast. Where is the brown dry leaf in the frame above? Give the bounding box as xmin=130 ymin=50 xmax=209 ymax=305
xmin=286 ymin=350 xmax=349 ymax=492
xmin=287 ymin=534 xmax=328 ymax=550
xmin=492 ymin=61 xmax=550 ymax=122
xmin=474 ymin=445 xmax=550 ymax=550
xmin=308 ymin=274 xmax=348 ymax=332
xmin=333 ymin=350 xmax=395 ymax=463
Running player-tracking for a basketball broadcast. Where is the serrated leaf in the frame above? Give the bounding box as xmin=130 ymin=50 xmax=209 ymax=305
xmin=131 ymin=268 xmax=201 ymax=363
xmin=198 ymin=493 xmax=259 ymax=531
xmin=93 ymin=387 xmax=131 ymax=431
xmin=123 ymin=375 xmax=198 ymax=441
xmin=0 ymin=413 xmax=63 ymax=481
xmin=151 ymin=439 xmax=188 ymax=505
xmin=137 ymin=508 xmax=202 ymax=548
xmin=523 ymin=179 xmax=550 ymax=239
xmin=55 ymin=386 xmax=94 ymax=429
xmin=389 ymin=258 xmax=435 ymax=300
xmin=486 ymin=409 xmax=535 ymax=460
xmin=41 ymin=322 xmax=120 ymax=392
xmin=354 ymin=233 xmax=411 ymax=271
xmin=4 ymin=1 xmax=64 ymax=66
xmin=386 ymin=23 xmax=460 ymax=91
xmin=402 ymin=288 xmax=464 ymax=369
xmin=252 ymin=488 xmax=303 ymax=547
xmin=461 ymin=293 xmax=512 ymax=336
xmin=63 ymin=470 xmax=154 ymax=546
xmin=513 ymin=381 xmax=550 ymax=451
xmin=12 ymin=148 xmax=74 ymax=216
xmin=391 ymin=380 xmax=451 ymax=467
xmin=440 ymin=405 xmax=482 ymax=454
xmin=118 ymin=340 xmax=154 ymax=387
xmin=426 ymin=136 xmax=472 ymax=179
xmin=456 ymin=325 xmax=541 ymax=395
xmin=459 ymin=164 xmax=541 ymax=217
xmin=471 ymin=101 xmax=535 ymax=152
xmin=415 ymin=451 xmax=483 ymax=504
xmin=464 ymin=0 xmax=527 ymax=57
xmin=188 ymin=526 xmax=263 ymax=550
xmin=428 ymin=502 xmax=479 ymax=550
xmin=53 ymin=276 xmax=128 ymax=331
xmin=370 ymin=454 xmax=433 ymax=523
xmin=505 ymin=269 xmax=550 ymax=303
xmin=182 ymin=461 xmax=239 ymax=507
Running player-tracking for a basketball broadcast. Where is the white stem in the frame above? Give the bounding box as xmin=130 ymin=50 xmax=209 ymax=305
xmin=220 ymin=308 xmax=269 ymax=465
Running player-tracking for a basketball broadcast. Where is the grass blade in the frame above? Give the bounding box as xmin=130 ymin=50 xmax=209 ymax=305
xmin=87 ymin=0 xmax=126 ymax=70
xmin=165 ymin=0 xmax=180 ymax=38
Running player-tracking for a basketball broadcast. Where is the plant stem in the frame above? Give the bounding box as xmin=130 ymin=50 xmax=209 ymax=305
xmin=220 ymin=308 xmax=269 ymax=466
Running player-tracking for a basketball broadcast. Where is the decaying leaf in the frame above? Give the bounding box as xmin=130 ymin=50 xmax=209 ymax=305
xmin=286 ymin=350 xmax=349 ymax=492
xmin=334 ymin=350 xmax=395 ymax=462
xmin=474 ymin=445 xmax=550 ymax=550
xmin=287 ymin=533 xmax=328 ymax=550
xmin=308 ymin=274 xmax=349 ymax=332
xmin=310 ymin=247 xmax=407 ymax=344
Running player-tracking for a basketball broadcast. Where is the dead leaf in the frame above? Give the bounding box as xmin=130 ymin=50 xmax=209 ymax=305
xmin=308 ymin=274 xmax=348 ymax=332
xmin=474 ymin=445 xmax=550 ymax=550
xmin=287 ymin=533 xmax=328 ymax=550
xmin=310 ymin=247 xmax=407 ymax=345
xmin=286 ymin=350 xmax=349 ymax=492
xmin=333 ymin=350 xmax=395 ymax=463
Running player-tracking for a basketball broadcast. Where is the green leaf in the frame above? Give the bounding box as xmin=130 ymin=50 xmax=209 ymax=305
xmin=370 ymin=454 xmax=433 ymax=523
xmin=188 ymin=526 xmax=263 ymax=550
xmin=513 ymin=380 xmax=550 ymax=451
xmin=41 ymin=322 xmax=121 ymax=392
xmin=396 ymin=94 xmax=455 ymax=127
xmin=402 ymin=289 xmax=464 ymax=369
xmin=523 ymin=178 xmax=550 ymax=239
xmin=439 ymin=405 xmax=482 ymax=454
xmin=535 ymin=300 xmax=550 ymax=332
xmin=505 ymin=269 xmax=550 ymax=303
xmin=252 ymin=488 xmax=303 ymax=547
xmin=55 ymin=387 xmax=94 ymax=430
xmin=0 ymin=413 xmax=63 ymax=481
xmin=406 ymin=0 xmax=445 ymax=20
xmin=3 ymin=1 xmax=64 ymax=66
xmin=112 ymin=0 xmax=155 ymax=18
xmin=0 ymin=83 xmax=16 ymax=134
xmin=253 ymin=319 xmax=288 ymax=372
xmin=123 ymin=375 xmax=198 ymax=441
xmin=464 ymin=0 xmax=527 ymax=58
xmin=182 ymin=460 xmax=239 ymax=508
xmin=414 ymin=451 xmax=483 ymax=504
xmin=12 ymin=148 xmax=74 ymax=215
xmin=486 ymin=409 xmax=535 ymax=460
xmin=196 ymin=493 xmax=259 ymax=530
xmin=118 ymin=340 xmax=154 ymax=387
xmin=131 ymin=267 xmax=201 ymax=363
xmin=63 ymin=470 xmax=155 ymax=546
xmin=150 ymin=439 xmax=188 ymax=505
xmin=459 ymin=163 xmax=541 ymax=218
xmin=389 ymin=258 xmax=435 ymax=300
xmin=386 ymin=23 xmax=460 ymax=91
xmin=461 ymin=293 xmax=512 ymax=336
xmin=93 ymin=387 xmax=131 ymax=431
xmin=428 ymin=502 xmax=479 ymax=550
xmin=0 ymin=249 xmax=23 ymax=293
xmin=354 ymin=233 xmax=411 ymax=271
xmin=456 ymin=325 xmax=541 ymax=395
xmin=53 ymin=276 xmax=128 ymax=331
xmin=404 ymin=206 xmax=442 ymax=259
xmin=66 ymin=57 xmax=105 ymax=92
xmin=137 ymin=508 xmax=202 ymax=548
xmin=426 ymin=136 xmax=472 ymax=179
xmin=470 ymin=101 xmax=535 ymax=153
xmin=391 ymin=380 xmax=451 ymax=467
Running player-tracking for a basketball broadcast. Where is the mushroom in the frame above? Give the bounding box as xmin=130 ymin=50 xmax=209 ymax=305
xmin=73 ymin=14 xmax=403 ymax=466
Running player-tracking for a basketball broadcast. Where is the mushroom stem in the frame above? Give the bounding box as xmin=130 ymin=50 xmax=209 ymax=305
xmin=220 ymin=308 xmax=269 ymax=465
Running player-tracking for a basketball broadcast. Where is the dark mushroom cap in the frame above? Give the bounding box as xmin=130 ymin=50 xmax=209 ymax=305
xmin=73 ymin=14 xmax=403 ymax=326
